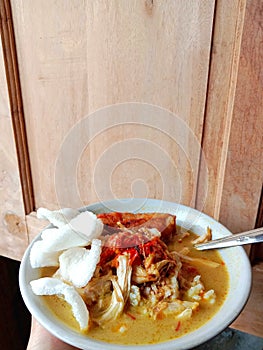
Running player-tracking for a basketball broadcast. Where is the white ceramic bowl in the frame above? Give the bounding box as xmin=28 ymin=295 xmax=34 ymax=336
xmin=19 ymin=199 xmax=252 ymax=350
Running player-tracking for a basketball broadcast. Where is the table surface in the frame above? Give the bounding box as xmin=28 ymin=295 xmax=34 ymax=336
xmin=231 ymin=262 xmax=263 ymax=338
xmin=194 ymin=328 xmax=263 ymax=350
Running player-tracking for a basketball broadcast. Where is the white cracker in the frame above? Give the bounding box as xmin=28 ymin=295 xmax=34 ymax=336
xmin=30 ymin=211 xmax=102 ymax=268
xmin=37 ymin=207 xmax=79 ymax=228
xmin=69 ymin=211 xmax=103 ymax=240
xmin=30 ymin=241 xmax=61 ymax=268
xmin=40 ymin=225 xmax=90 ymax=252
xmin=57 ymin=239 xmax=102 ymax=288
xmin=30 ymin=277 xmax=89 ymax=330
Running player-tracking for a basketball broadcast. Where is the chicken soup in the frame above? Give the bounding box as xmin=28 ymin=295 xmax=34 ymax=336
xmin=34 ymin=211 xmax=229 ymax=345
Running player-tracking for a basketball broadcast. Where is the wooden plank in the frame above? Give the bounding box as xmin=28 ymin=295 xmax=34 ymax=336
xmin=0 ymin=38 xmax=28 ymax=260
xmin=231 ymin=262 xmax=263 ymax=338
xmin=10 ymin=0 xmax=215 ymax=210
xmin=0 ymin=0 xmax=35 ymax=214
xmin=219 ymin=0 xmax=263 ymax=233
xmin=196 ymin=0 xmax=247 ymax=219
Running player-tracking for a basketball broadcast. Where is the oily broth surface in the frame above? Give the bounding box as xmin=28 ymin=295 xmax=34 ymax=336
xmin=42 ymin=227 xmax=229 ymax=345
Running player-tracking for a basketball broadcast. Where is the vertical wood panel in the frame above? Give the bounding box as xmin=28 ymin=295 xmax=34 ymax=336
xmin=10 ymin=0 xmax=215 ymax=210
xmin=0 ymin=38 xmax=28 ymax=260
xmin=0 ymin=0 xmax=35 ymax=214
xmin=196 ymin=0 xmax=247 ymax=218
xmin=219 ymin=0 xmax=263 ymax=233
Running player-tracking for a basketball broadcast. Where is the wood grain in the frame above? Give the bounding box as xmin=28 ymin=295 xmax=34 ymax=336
xmin=231 ymin=262 xmax=263 ymax=337
xmin=219 ymin=0 xmax=263 ymax=233
xmin=0 ymin=0 xmax=35 ymax=214
xmin=0 ymin=39 xmax=28 ymax=260
xmin=196 ymin=0 xmax=247 ymax=219
xmin=10 ymin=0 xmax=215 ymax=210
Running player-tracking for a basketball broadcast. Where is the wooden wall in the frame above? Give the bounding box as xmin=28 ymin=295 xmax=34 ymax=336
xmin=219 ymin=0 xmax=263 ymax=233
xmin=0 ymin=0 xmax=262 ymax=259
xmin=10 ymin=0 xmax=215 ymax=211
xmin=0 ymin=38 xmax=28 ymax=260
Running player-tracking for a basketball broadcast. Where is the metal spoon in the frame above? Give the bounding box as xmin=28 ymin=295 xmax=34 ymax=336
xmin=194 ymin=227 xmax=263 ymax=250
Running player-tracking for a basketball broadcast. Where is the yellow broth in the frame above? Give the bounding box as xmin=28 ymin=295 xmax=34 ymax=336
xmin=41 ymin=228 xmax=229 ymax=345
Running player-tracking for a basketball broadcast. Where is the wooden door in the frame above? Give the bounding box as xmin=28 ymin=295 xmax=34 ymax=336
xmin=0 ymin=0 xmax=262 ymax=260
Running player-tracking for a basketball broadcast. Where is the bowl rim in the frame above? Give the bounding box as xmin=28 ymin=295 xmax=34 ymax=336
xmin=19 ymin=198 xmax=252 ymax=350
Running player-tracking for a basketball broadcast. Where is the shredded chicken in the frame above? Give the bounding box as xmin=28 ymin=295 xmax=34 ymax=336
xmin=172 ymin=251 xmax=220 ymax=268
xmin=192 ymin=227 xmax=212 ymax=245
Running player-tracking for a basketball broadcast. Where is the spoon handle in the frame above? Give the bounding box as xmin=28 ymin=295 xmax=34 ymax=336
xmin=194 ymin=227 xmax=263 ymax=250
